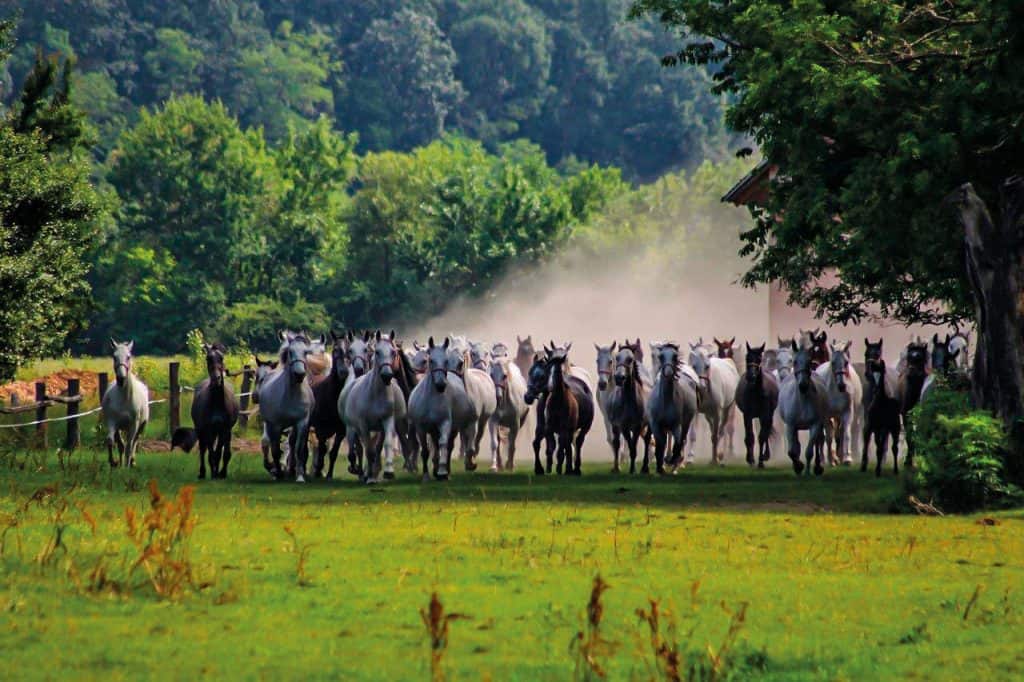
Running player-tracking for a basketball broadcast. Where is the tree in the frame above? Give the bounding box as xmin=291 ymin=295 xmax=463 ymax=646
xmin=631 ymin=1 xmax=1024 ymax=429
xmin=341 ymin=8 xmax=464 ymax=150
xmin=96 ymin=95 xmax=280 ymax=351
xmin=0 ymin=33 xmax=105 ymax=380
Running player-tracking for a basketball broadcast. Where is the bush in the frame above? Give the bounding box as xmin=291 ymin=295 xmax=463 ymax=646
xmin=908 ymin=380 xmax=1022 ymax=512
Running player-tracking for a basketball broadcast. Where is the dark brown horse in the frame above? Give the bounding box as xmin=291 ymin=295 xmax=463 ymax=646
xmin=544 ymin=345 xmax=594 ymax=475
xmin=608 ymin=342 xmax=650 ymax=474
xmin=172 ymin=342 xmax=239 ymax=479
xmin=310 ymin=331 xmax=349 ymax=479
xmin=714 ymin=337 xmax=736 ymax=361
xmin=898 ymin=340 xmax=929 ymax=468
xmin=861 ymin=339 xmax=902 ymax=476
xmin=734 ymin=343 xmax=778 ymax=468
xmin=524 ymin=354 xmax=553 ymax=475
xmin=804 ymin=329 xmax=829 ymax=370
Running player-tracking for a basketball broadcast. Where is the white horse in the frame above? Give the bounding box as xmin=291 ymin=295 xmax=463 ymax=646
xmin=343 ymin=332 xmax=407 ymax=483
xmin=101 ymin=339 xmax=149 ymax=468
xmin=488 ymin=356 xmax=529 ymax=471
xmin=815 ymin=341 xmax=863 ymax=466
xmin=446 ymin=348 xmax=497 ymax=469
xmin=260 ymin=332 xmax=315 ymax=481
xmin=687 ymin=343 xmax=739 ymax=466
xmin=778 ymin=342 xmax=828 ymax=475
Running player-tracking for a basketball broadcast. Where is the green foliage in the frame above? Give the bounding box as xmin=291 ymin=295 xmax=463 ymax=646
xmin=908 ymin=382 xmax=1023 ymax=512
xmin=0 ymin=26 xmax=106 ymax=381
xmin=211 ymin=296 xmax=330 ymax=351
xmin=631 ymin=0 xmax=1024 ymax=325
xmin=8 ymin=1 xmax=730 ymax=179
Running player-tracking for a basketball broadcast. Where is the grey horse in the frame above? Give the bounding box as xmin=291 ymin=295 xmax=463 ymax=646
xmin=645 ymin=343 xmax=698 ymax=473
xmin=408 ymin=337 xmax=476 ymax=480
xmin=342 ymin=332 xmax=408 ymax=483
xmin=446 ymin=347 xmax=497 ymax=469
xmin=607 ymin=343 xmax=651 ymax=474
xmin=594 ymin=342 xmax=620 ymax=468
xmin=778 ymin=341 xmax=828 ymax=476
xmin=259 ymin=332 xmax=315 ymax=482
xmin=101 ymin=339 xmax=150 ymax=468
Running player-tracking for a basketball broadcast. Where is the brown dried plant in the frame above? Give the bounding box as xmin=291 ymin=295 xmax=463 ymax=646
xmin=420 ymin=591 xmax=470 ymax=682
xmin=571 ymin=575 xmax=618 ymax=681
xmin=124 ymin=479 xmax=198 ymax=600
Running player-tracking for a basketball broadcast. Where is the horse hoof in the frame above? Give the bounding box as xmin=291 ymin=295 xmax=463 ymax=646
xmin=198 ymin=471 xmax=206 ymax=480
xmin=757 ymin=461 xmax=765 ymax=469
xmin=534 ymin=467 xmax=545 ymax=476
xmin=383 ymin=471 xmax=395 ymax=480
xmin=792 ymin=460 xmax=804 ymax=475
xmin=813 ymin=465 xmax=824 ymax=476
xmin=465 ymin=461 xmax=478 ymax=472
xmin=435 ymin=472 xmax=449 ymax=481
xmin=296 ymin=474 xmax=306 ymax=484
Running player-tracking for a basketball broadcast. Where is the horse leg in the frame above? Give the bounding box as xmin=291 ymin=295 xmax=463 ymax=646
xmin=892 ymin=420 xmax=901 ymax=476
xmin=653 ymin=429 xmax=667 ymax=473
xmin=197 ymin=433 xmax=208 ymax=480
xmin=875 ymin=430 xmax=887 ymax=477
xmin=114 ymin=430 xmax=126 ymax=467
xmin=548 ymin=432 xmax=560 ymax=474
xmin=641 ymin=426 xmax=651 ymax=474
xmin=786 ymin=424 xmax=804 ymax=475
xmin=382 ymin=417 xmax=397 ymax=480
xmin=709 ymin=415 xmax=721 ymax=467
xmin=724 ymin=405 xmax=736 ymax=458
xmin=124 ymin=424 xmax=140 ymax=467
xmin=418 ymin=430 xmax=432 ymax=482
xmin=841 ymin=410 xmax=854 ymax=465
xmin=463 ymin=420 xmax=479 ymax=472
xmin=743 ymin=413 xmax=755 ymax=467
xmin=810 ymin=423 xmax=824 ymax=476
xmin=266 ymin=424 xmax=284 ymax=480
xmin=347 ymin=431 xmax=363 ymax=476
xmin=861 ymin=420 xmax=872 ymax=473
xmin=294 ymin=419 xmax=311 ymax=483
xmin=326 ymin=431 xmax=343 ymax=480
xmin=506 ymin=421 xmax=518 ymax=472
xmin=313 ymin=432 xmax=327 ymax=478
xmin=532 ymin=429 xmax=545 ymax=476
xmin=758 ymin=416 xmax=772 ymax=468
xmin=573 ymin=428 xmax=589 ymax=475
xmin=220 ymin=428 xmax=233 ymax=478
xmin=613 ymin=427 xmax=625 ymax=474
xmin=105 ymin=422 xmax=118 ymax=468
xmin=489 ymin=418 xmax=501 ymax=472
xmin=686 ymin=420 xmax=698 ymax=464
xmin=626 ymin=427 xmax=640 ymax=476
xmin=668 ymin=424 xmax=685 ymax=475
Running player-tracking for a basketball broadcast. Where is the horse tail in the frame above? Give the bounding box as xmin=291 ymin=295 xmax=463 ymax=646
xmin=171 ymin=427 xmax=198 ymax=453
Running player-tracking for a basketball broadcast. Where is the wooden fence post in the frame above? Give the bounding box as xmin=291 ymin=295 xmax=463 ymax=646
xmin=98 ymin=372 xmax=109 ymax=400
xmin=169 ymin=361 xmax=180 ymax=438
xmin=238 ymin=365 xmax=253 ymax=429
xmin=65 ymin=378 xmax=80 ymax=451
xmin=34 ymin=382 xmax=47 ymax=450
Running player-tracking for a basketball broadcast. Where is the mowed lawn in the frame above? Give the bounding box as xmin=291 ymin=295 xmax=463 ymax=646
xmin=0 ymin=450 xmax=1022 ymax=681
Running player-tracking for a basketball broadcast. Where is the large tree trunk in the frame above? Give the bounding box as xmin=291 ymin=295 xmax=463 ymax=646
xmin=951 ymin=177 xmax=1024 ymax=475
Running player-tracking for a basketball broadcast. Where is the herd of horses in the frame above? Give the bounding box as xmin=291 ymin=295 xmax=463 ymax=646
xmin=99 ymin=327 xmax=970 ymax=483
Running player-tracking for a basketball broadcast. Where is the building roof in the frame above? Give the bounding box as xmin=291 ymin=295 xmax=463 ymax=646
xmin=721 ymin=160 xmax=775 ymax=207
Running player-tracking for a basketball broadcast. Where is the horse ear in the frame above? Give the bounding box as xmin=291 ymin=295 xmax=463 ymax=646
xmin=278 ymin=330 xmax=287 ymax=342
xmin=517 ymin=335 xmax=522 ymax=344
xmin=746 ymin=341 xmax=752 ymax=352
xmin=443 ymin=337 xmax=450 ymax=350
xmin=945 ymin=333 xmax=952 ymax=344
xmin=864 ymin=337 xmax=870 ymax=348
xmin=933 ymin=333 xmax=940 ymax=344
xmin=844 ymin=340 xmax=852 ymax=352
xmin=109 ymin=338 xmax=117 ymax=351
xmin=126 ymin=340 xmax=134 ymax=353
xmin=428 ymin=336 xmax=435 ymax=349
xmin=714 ymin=337 xmax=721 ymax=346
xmin=389 ymin=329 xmax=396 ymax=341
xmin=375 ymin=330 xmax=381 ymax=342
xmin=610 ymin=341 xmax=617 ymax=351
xmin=729 ymin=337 xmax=736 ymax=346
xmin=565 ymin=342 xmax=572 ymax=352
xmin=791 ymin=339 xmax=798 ymax=351
xmin=318 ymin=333 xmax=326 ymax=345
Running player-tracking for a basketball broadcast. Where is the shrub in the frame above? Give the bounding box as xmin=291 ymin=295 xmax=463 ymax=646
xmin=909 ymin=380 xmax=1022 ymax=512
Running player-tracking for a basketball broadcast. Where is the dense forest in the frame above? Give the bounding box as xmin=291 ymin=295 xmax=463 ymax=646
xmin=0 ymin=2 xmax=744 ymax=371
xmin=2 ymin=1 xmax=733 ymax=179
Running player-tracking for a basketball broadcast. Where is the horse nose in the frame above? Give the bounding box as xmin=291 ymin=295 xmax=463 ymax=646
xmin=614 ymin=374 xmax=625 ymax=386
xmin=598 ymin=379 xmax=607 ymax=391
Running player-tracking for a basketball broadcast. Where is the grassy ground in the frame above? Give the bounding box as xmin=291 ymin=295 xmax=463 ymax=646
xmin=0 ymin=450 xmax=1021 ymax=681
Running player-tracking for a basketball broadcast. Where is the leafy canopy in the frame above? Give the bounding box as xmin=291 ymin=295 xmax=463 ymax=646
xmin=630 ymin=0 xmax=1024 ymax=325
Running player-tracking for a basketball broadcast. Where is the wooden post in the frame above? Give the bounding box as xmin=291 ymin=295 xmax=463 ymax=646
xmin=169 ymin=361 xmax=180 ymax=438
xmin=238 ymin=365 xmax=253 ymax=429
xmin=34 ymin=382 xmax=47 ymax=449
xmin=65 ymin=378 xmax=80 ymax=451
xmin=98 ymin=372 xmax=109 ymax=400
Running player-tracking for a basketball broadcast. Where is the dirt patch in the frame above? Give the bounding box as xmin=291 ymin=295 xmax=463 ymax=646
xmin=0 ymin=370 xmax=100 ymax=404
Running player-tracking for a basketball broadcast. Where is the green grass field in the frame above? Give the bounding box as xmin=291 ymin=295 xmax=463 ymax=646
xmin=0 ymin=450 xmax=1021 ymax=681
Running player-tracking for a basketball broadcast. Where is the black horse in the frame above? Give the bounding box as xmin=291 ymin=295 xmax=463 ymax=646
xmin=172 ymin=342 xmax=239 ymax=479
xmin=735 ymin=343 xmax=779 ymax=468
xmin=861 ymin=339 xmax=902 ymax=476
xmin=310 ymin=331 xmax=349 ymax=479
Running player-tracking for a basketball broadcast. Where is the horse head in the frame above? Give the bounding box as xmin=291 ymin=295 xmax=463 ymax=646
xmin=469 ymin=341 xmax=491 ymax=371
xmin=714 ymin=337 xmax=736 ymax=360
xmin=687 ymin=344 xmax=712 ymax=384
xmin=614 ymin=345 xmax=639 ymax=388
xmin=347 ymin=332 xmax=372 ymax=378
xmin=109 ymin=338 xmax=135 ymax=386
xmin=931 ymin=333 xmax=957 ymax=375
xmin=594 ymin=341 xmax=617 ymax=391
xmin=279 ymin=332 xmax=311 ymax=385
xmin=426 ymin=336 xmax=449 ymax=392
xmin=204 ymin=341 xmax=227 ymax=387
xmin=905 ymin=340 xmax=929 ymax=377
xmin=489 ymin=357 xmax=509 ymax=404
xmin=329 ymin=330 xmax=350 ymax=384
xmin=524 ymin=354 xmax=550 ymax=405
xmin=657 ymin=343 xmax=681 ymax=380
xmin=828 ymin=341 xmax=852 ymax=393
xmin=745 ymin=342 xmax=766 ymax=383
xmin=516 ymin=335 xmax=534 ymax=361
xmin=792 ymin=340 xmax=814 ymax=394
xmin=373 ymin=331 xmax=396 ymax=385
